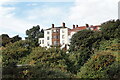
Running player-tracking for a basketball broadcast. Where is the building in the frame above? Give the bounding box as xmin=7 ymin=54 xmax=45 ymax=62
xmin=39 ymin=22 xmax=70 ymax=49
xmin=39 ymin=22 xmax=100 ymax=49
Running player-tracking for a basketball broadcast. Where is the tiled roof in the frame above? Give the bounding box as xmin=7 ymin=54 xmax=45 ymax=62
xmin=69 ymin=26 xmax=86 ymax=33
xmin=68 ymin=25 xmax=100 ymax=33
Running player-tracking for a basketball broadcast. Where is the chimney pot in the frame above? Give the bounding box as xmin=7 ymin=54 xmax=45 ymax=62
xmin=52 ymin=24 xmax=54 ymax=28
xmin=63 ymin=22 xmax=65 ymax=27
xmin=86 ymin=24 xmax=89 ymax=27
xmin=73 ymin=24 xmax=75 ymax=29
xmin=76 ymin=25 xmax=78 ymax=27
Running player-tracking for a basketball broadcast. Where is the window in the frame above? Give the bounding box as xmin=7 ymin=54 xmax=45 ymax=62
xmin=62 ymin=35 xmax=65 ymax=39
xmin=62 ymin=30 xmax=64 ymax=33
xmin=47 ymin=31 xmax=49 ymax=34
xmin=53 ymin=36 xmax=56 ymax=39
xmin=53 ymin=41 xmax=58 ymax=45
xmin=56 ymin=30 xmax=59 ymax=33
xmin=47 ymin=36 xmax=49 ymax=40
xmin=52 ymin=29 xmax=59 ymax=33
xmin=54 ymin=30 xmax=56 ymax=32
xmin=56 ymin=36 xmax=59 ymax=39
xmin=40 ymin=40 xmax=41 ymax=44
xmin=52 ymin=30 xmax=56 ymax=32
xmin=47 ymin=42 xmax=50 ymax=46
xmin=53 ymin=36 xmax=59 ymax=39
xmin=62 ymin=40 xmax=64 ymax=45
xmin=42 ymin=40 xmax=44 ymax=44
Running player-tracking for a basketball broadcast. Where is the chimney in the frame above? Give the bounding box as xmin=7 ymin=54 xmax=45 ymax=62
xmin=73 ymin=24 xmax=75 ymax=29
xmin=86 ymin=24 xmax=89 ymax=28
xmin=52 ymin=24 xmax=54 ymax=28
xmin=76 ymin=25 xmax=78 ymax=28
xmin=63 ymin=22 xmax=65 ymax=28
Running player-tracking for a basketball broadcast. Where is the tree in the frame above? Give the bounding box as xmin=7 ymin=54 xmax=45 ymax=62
xmin=2 ymin=40 xmax=31 ymax=67
xmin=0 ymin=34 xmax=11 ymax=47
xmin=19 ymin=47 xmax=68 ymax=72
xmin=11 ymin=35 xmax=22 ymax=43
xmin=101 ymin=19 xmax=120 ymax=40
xmin=65 ymin=48 xmax=93 ymax=74
xmin=20 ymin=64 xmax=74 ymax=79
xmin=69 ymin=30 xmax=102 ymax=52
xmin=68 ymin=30 xmax=103 ymax=74
xmin=25 ymin=25 xmax=44 ymax=47
xmin=77 ymin=51 xmax=120 ymax=79
xmin=0 ymin=34 xmax=22 ymax=47
xmin=2 ymin=64 xmax=74 ymax=79
xmin=77 ymin=39 xmax=120 ymax=79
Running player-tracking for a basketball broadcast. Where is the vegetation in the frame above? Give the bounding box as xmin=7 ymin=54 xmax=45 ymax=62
xmin=0 ymin=34 xmax=22 ymax=47
xmin=25 ymin=25 xmax=44 ymax=47
xmin=1 ymin=19 xmax=120 ymax=79
xmin=77 ymin=39 xmax=120 ymax=79
xmin=2 ymin=40 xmax=31 ymax=67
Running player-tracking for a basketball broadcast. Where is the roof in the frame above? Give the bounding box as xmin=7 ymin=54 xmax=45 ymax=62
xmin=45 ymin=26 xmax=68 ymax=30
xmin=68 ymin=25 xmax=100 ymax=34
xmin=69 ymin=26 xmax=86 ymax=33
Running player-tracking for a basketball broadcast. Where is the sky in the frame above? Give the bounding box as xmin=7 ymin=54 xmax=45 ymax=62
xmin=0 ymin=0 xmax=119 ymax=39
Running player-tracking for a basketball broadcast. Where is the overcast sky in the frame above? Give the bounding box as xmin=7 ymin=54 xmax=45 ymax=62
xmin=0 ymin=0 xmax=119 ymax=38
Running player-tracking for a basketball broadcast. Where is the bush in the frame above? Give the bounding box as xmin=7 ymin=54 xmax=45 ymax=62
xmin=77 ymin=50 xmax=120 ymax=79
xmin=2 ymin=40 xmax=31 ymax=67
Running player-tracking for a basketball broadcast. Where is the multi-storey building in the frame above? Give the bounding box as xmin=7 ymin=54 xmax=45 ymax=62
xmin=39 ymin=22 xmax=100 ymax=49
xmin=39 ymin=22 xmax=70 ymax=49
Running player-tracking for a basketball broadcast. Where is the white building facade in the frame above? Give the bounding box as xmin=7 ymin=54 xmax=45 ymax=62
xmin=39 ymin=23 xmax=70 ymax=49
xmin=39 ymin=23 xmax=100 ymax=49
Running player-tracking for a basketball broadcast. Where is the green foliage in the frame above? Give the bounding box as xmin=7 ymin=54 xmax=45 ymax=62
xmin=66 ymin=48 xmax=92 ymax=74
xmin=0 ymin=34 xmax=22 ymax=47
xmin=101 ymin=19 xmax=120 ymax=39
xmin=2 ymin=40 xmax=31 ymax=67
xmin=77 ymin=51 xmax=120 ymax=79
xmin=99 ymin=39 xmax=120 ymax=51
xmin=0 ymin=34 xmax=11 ymax=47
xmin=11 ymin=35 xmax=22 ymax=43
xmin=68 ymin=19 xmax=120 ymax=77
xmin=24 ymin=65 xmax=73 ymax=79
xmin=68 ymin=30 xmax=103 ymax=74
xmin=19 ymin=47 xmax=68 ymax=72
xmin=2 ymin=65 xmax=74 ymax=79
xmin=70 ymin=30 xmax=102 ymax=52
xmin=25 ymin=25 xmax=44 ymax=47
xmin=77 ymin=39 xmax=120 ymax=79
xmin=2 ymin=19 xmax=120 ymax=79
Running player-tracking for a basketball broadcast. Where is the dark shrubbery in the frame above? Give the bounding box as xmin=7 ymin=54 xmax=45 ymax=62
xmin=1 ymin=19 xmax=120 ymax=79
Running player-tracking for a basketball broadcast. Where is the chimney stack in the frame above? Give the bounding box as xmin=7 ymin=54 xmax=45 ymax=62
xmin=52 ymin=24 xmax=54 ymax=28
xmin=73 ymin=24 xmax=75 ymax=29
xmin=63 ymin=22 xmax=65 ymax=28
xmin=86 ymin=24 xmax=89 ymax=28
xmin=76 ymin=25 xmax=78 ymax=28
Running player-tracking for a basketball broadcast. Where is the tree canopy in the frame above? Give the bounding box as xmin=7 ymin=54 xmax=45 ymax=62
xmin=101 ymin=19 xmax=120 ymax=40
xmin=77 ymin=39 xmax=120 ymax=79
xmin=1 ymin=19 xmax=120 ymax=79
xmin=2 ymin=40 xmax=31 ymax=67
xmin=25 ymin=25 xmax=44 ymax=47
xmin=11 ymin=35 xmax=22 ymax=43
xmin=0 ymin=34 xmax=11 ymax=47
xmin=0 ymin=34 xmax=22 ymax=47
xmin=69 ymin=30 xmax=102 ymax=52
